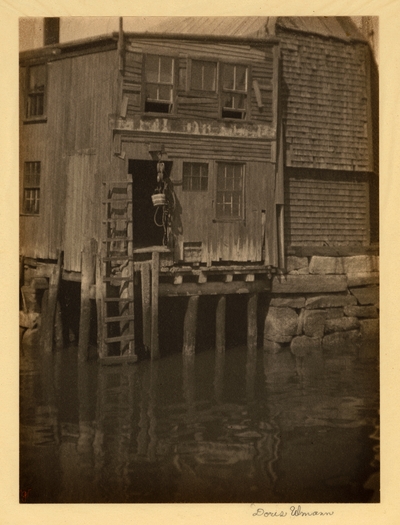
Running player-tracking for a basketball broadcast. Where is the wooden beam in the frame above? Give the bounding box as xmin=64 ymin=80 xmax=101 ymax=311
xmin=54 ymin=301 xmax=63 ymax=351
xmin=183 ymin=295 xmax=199 ymax=356
xmin=41 ymin=251 xmax=62 ymax=354
xmin=151 ymin=251 xmax=160 ymax=360
xmin=79 ymin=239 xmax=97 ymax=361
xmin=216 ymin=295 xmax=226 ymax=354
xmin=141 ymin=261 xmax=151 ymax=351
xmin=286 ymin=244 xmax=379 ymax=258
xmin=247 ymin=293 xmax=258 ymax=354
xmin=159 ymin=279 xmax=270 ymax=297
xmin=96 ymin=253 xmax=105 ymax=358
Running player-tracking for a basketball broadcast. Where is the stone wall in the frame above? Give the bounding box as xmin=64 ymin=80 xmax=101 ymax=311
xmin=264 ymin=255 xmax=379 ymax=358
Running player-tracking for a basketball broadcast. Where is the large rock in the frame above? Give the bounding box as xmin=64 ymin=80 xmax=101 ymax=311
xmin=291 ymin=335 xmax=321 ymax=357
xmin=264 ymin=307 xmax=298 ymax=343
xmin=344 ymin=305 xmax=379 ymax=318
xmin=270 ymin=296 xmax=306 ymax=308
xmin=286 ymin=256 xmax=309 ymax=273
xmin=322 ymin=330 xmax=360 ymax=354
xmin=325 ymin=308 xmax=344 ymax=319
xmin=343 ymin=255 xmax=379 ymax=274
xmin=359 ymin=319 xmax=379 ymax=340
xmin=303 ymin=310 xmax=327 ymax=337
xmin=350 ymin=286 xmax=379 ymax=305
xmin=305 ymin=294 xmax=357 ymax=309
xmin=309 ymin=256 xmax=344 ymax=275
xmin=264 ymin=340 xmax=285 ymax=354
xmin=325 ymin=317 xmax=360 ymax=334
xmin=347 ymin=272 xmax=379 ymax=287
xmin=271 ymin=275 xmax=347 ymax=294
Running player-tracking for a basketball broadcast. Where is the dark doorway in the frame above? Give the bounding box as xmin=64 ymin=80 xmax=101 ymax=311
xmin=129 ymin=159 xmax=172 ymax=248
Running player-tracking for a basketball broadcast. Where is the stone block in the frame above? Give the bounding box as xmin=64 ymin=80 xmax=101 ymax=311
xmin=325 ymin=308 xmax=344 ymax=319
xmin=270 ymin=296 xmax=306 ymax=308
xmin=350 ymin=286 xmax=379 ymax=306
xmin=286 ymin=256 xmax=309 ymax=273
xmin=322 ymin=330 xmax=360 ymax=354
xmin=288 ymin=267 xmax=310 ymax=275
xmin=359 ymin=319 xmax=379 ymax=340
xmin=271 ymin=275 xmax=347 ymax=294
xmin=344 ymin=305 xmax=379 ymax=318
xmin=303 ymin=310 xmax=327 ymax=337
xmin=325 ymin=317 xmax=360 ymax=334
xmin=343 ymin=255 xmax=379 ymax=274
xmin=305 ymin=295 xmax=357 ymax=309
xmin=347 ymin=272 xmax=379 ymax=287
xmin=264 ymin=307 xmax=298 ymax=343
xmin=264 ymin=339 xmax=285 ymax=354
xmin=291 ymin=335 xmax=321 ymax=357
xmin=309 ymin=256 xmax=344 ymax=275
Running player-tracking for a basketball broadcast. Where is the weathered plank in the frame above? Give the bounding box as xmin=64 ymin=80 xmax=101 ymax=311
xmin=79 ymin=239 xmax=97 ymax=361
xmin=215 ymin=295 xmax=226 ymax=354
xmin=183 ymin=295 xmax=199 ymax=356
xmin=41 ymin=252 xmax=62 ymax=354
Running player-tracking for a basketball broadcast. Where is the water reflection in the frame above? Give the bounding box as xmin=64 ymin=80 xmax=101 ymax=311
xmin=20 ymin=342 xmax=379 ymax=503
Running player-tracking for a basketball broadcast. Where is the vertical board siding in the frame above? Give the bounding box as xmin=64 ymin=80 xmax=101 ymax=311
xmin=284 ymin=169 xmax=369 ymax=246
xmin=20 ymin=49 xmax=119 ymax=267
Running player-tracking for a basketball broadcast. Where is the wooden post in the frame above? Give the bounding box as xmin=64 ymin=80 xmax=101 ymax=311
xmin=54 ymin=300 xmax=64 ymax=350
xmin=183 ymin=295 xmax=199 ymax=356
xmin=96 ymin=253 xmax=105 ymax=357
xmin=79 ymin=239 xmax=97 ymax=361
xmin=247 ymin=293 xmax=258 ymax=354
xmin=41 ymin=251 xmax=62 ymax=354
xmin=141 ymin=261 xmax=151 ymax=352
xmin=216 ymin=295 xmax=226 ymax=354
xmin=151 ymin=251 xmax=160 ymax=360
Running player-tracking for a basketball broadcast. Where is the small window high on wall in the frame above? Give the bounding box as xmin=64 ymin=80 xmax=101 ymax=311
xmin=23 ymin=162 xmax=41 ymax=214
xmin=144 ymin=55 xmax=174 ymax=113
xmin=26 ymin=64 xmax=46 ymax=119
xmin=183 ymin=162 xmax=209 ymax=191
xmin=191 ymin=60 xmax=217 ymax=92
xmin=221 ymin=64 xmax=248 ymax=119
xmin=216 ymin=163 xmax=244 ymax=219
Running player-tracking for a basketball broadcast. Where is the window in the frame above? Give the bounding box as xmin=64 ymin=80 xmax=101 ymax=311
xmin=221 ymin=64 xmax=248 ymax=119
xmin=216 ymin=163 xmax=244 ymax=219
xmin=183 ymin=162 xmax=208 ymax=191
xmin=26 ymin=65 xmax=46 ymax=118
xmin=144 ymin=55 xmax=174 ymax=113
xmin=23 ymin=162 xmax=41 ymax=214
xmin=191 ymin=60 xmax=217 ymax=92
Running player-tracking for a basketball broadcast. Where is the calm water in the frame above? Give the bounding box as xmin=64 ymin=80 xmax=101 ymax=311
xmin=20 ymin=337 xmax=379 ymax=503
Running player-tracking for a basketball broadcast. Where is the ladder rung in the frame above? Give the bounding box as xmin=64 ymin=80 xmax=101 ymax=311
xmin=105 ymin=314 xmax=135 ymax=323
xmin=102 ymin=238 xmax=133 ymax=242
xmin=103 ymin=256 xmax=134 ymax=262
xmin=104 ymin=296 xmax=133 ymax=303
xmin=105 ymin=334 xmax=135 ymax=344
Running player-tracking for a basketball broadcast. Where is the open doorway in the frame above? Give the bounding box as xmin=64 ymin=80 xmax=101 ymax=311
xmin=129 ymin=159 xmax=172 ymax=248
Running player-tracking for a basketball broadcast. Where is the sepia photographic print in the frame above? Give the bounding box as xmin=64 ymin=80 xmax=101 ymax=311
xmin=17 ymin=13 xmax=382 ymax=512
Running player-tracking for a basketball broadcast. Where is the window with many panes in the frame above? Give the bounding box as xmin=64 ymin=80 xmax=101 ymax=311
xmin=190 ymin=60 xmax=217 ymax=92
xmin=183 ymin=162 xmax=209 ymax=191
xmin=144 ymin=55 xmax=174 ymax=113
xmin=216 ymin=163 xmax=244 ymax=219
xmin=23 ymin=162 xmax=41 ymax=214
xmin=221 ymin=64 xmax=248 ymax=119
xmin=26 ymin=64 xmax=46 ymax=118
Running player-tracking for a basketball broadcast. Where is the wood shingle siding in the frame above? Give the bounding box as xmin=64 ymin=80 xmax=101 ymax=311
xmin=278 ymin=29 xmax=372 ymax=171
xmin=284 ymin=169 xmax=369 ymax=247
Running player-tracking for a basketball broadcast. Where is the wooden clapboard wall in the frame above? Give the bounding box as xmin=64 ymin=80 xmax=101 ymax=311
xmin=123 ymin=38 xmax=275 ymax=124
xmin=284 ymin=169 xmax=370 ymax=247
xmin=20 ymin=47 xmax=120 ymax=270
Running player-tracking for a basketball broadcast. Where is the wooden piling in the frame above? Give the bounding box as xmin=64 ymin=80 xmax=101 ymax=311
xmin=79 ymin=239 xmax=97 ymax=361
xmin=41 ymin=251 xmax=62 ymax=354
xmin=247 ymin=293 xmax=258 ymax=354
xmin=151 ymin=251 xmax=160 ymax=360
xmin=183 ymin=295 xmax=199 ymax=356
xmin=54 ymin=301 xmax=64 ymax=350
xmin=141 ymin=261 xmax=151 ymax=352
xmin=216 ymin=295 xmax=226 ymax=354
xmin=95 ymin=253 xmax=105 ymax=357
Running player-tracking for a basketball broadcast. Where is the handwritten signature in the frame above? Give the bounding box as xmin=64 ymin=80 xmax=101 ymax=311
xmin=252 ymin=505 xmax=334 ymax=517
xmin=20 ymin=488 xmax=32 ymax=503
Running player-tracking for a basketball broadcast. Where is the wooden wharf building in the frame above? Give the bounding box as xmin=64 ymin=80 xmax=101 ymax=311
xmin=19 ymin=17 xmax=379 ymax=362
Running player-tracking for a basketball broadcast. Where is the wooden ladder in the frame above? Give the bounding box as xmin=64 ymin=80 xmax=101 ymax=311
xmin=99 ymin=181 xmax=137 ymax=364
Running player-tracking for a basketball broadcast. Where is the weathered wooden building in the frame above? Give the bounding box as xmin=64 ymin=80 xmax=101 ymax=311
xmin=19 ymin=17 xmax=378 ymax=361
